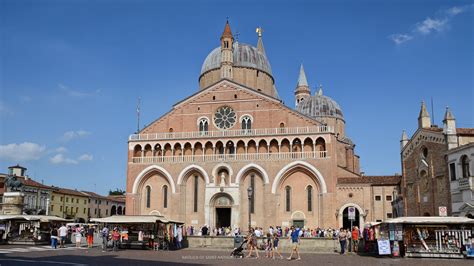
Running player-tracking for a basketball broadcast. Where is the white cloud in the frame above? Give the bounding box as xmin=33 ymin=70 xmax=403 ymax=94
xmin=0 ymin=142 xmax=46 ymax=161
xmin=415 ymin=17 xmax=447 ymax=35
xmin=390 ymin=5 xmax=472 ymax=45
xmin=60 ymin=130 xmax=91 ymax=142
xmin=55 ymin=147 xmax=68 ymax=153
xmin=59 ymin=83 xmax=100 ymax=98
xmin=49 ymin=154 xmax=78 ymax=164
xmin=389 ymin=34 xmax=413 ymax=45
xmin=78 ymin=154 xmax=93 ymax=161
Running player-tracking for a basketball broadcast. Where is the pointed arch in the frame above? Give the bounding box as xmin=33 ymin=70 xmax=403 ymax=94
xmin=177 ymin=164 xmax=210 ymax=185
xmin=132 ymin=165 xmax=176 ymax=194
xmin=235 ymin=163 xmax=270 ymax=184
xmin=272 ymin=161 xmax=327 ymax=194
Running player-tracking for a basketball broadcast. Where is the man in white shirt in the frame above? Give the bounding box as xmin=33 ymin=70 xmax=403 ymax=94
xmin=58 ymin=224 xmax=68 ymax=248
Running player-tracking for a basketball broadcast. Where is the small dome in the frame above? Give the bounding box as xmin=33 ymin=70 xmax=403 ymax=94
xmin=200 ymin=43 xmax=273 ymax=76
xmin=297 ymin=93 xmax=344 ymax=120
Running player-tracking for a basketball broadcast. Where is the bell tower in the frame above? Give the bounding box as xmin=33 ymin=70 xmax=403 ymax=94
xmin=294 ymin=64 xmax=311 ymax=107
xmin=220 ymin=20 xmax=234 ymax=79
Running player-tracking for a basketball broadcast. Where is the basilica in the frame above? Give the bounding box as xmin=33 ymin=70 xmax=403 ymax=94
xmin=125 ymin=21 xmax=399 ymax=230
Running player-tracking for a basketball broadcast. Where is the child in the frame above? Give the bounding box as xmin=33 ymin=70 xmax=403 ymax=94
xmin=265 ymin=233 xmax=272 ymax=258
xmin=271 ymin=233 xmax=283 ymax=259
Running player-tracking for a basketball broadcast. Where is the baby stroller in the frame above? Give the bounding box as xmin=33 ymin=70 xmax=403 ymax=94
xmin=230 ymin=239 xmax=248 ymax=258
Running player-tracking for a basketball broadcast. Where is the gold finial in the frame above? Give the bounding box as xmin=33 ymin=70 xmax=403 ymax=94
xmin=256 ymin=27 xmax=263 ymax=37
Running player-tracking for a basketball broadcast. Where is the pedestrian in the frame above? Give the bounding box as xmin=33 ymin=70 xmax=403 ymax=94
xmin=58 ymin=223 xmax=68 ymax=248
xmin=50 ymin=226 xmax=58 ymax=249
xmin=75 ymin=227 xmax=82 ymax=248
xmin=352 ymin=226 xmax=359 ymax=253
xmin=176 ymin=226 xmax=183 ymax=249
xmin=101 ymin=226 xmax=109 ymax=252
xmin=112 ymin=228 xmax=120 ymax=252
xmin=246 ymin=229 xmax=259 ymax=259
xmin=339 ymin=228 xmax=347 ymax=254
xmin=287 ymin=226 xmax=301 ymax=260
xmin=264 ymin=232 xmax=272 ymax=258
xmin=87 ymin=226 xmax=95 ymax=248
xmin=271 ymin=233 xmax=283 ymax=259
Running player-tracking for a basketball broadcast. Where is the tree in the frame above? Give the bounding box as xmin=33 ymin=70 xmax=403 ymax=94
xmin=109 ymin=188 xmax=125 ymax=196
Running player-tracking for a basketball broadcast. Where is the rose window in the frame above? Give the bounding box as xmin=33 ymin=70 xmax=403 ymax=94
xmin=214 ymin=106 xmax=236 ymax=130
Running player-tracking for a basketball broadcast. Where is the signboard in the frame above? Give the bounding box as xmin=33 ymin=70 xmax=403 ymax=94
xmin=377 ymin=239 xmax=391 ymax=255
xmin=438 ymin=206 xmax=447 ymax=217
xmin=348 ymin=207 xmax=356 ymax=220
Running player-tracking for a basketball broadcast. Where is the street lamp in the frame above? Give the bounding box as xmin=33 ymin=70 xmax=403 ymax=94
xmin=247 ymin=186 xmax=253 ymax=233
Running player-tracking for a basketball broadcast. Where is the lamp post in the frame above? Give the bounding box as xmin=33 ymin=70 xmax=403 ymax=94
xmin=247 ymin=186 xmax=253 ymax=233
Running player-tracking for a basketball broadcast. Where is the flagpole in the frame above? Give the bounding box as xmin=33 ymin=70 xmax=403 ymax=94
xmin=137 ymin=97 xmax=141 ymax=133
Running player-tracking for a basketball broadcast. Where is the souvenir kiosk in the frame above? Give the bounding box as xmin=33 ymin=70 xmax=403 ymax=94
xmin=0 ymin=215 xmax=69 ymax=245
xmin=91 ymin=215 xmax=184 ymax=250
xmin=380 ymin=217 xmax=474 ymax=258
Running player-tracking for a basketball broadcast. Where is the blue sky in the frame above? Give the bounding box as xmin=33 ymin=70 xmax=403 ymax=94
xmin=1 ymin=0 xmax=473 ymax=195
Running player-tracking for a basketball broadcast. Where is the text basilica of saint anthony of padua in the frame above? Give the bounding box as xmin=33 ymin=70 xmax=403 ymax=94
xmin=125 ymin=21 xmax=400 ymax=230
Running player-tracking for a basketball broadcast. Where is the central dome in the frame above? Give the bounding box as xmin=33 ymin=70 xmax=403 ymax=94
xmin=200 ymin=43 xmax=273 ymax=76
xmin=297 ymin=91 xmax=344 ymax=120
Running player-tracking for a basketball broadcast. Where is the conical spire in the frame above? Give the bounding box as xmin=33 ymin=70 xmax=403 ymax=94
xmin=401 ymin=130 xmax=408 ymax=141
xmin=443 ymin=106 xmax=455 ymax=121
xmin=317 ymin=84 xmax=323 ymax=96
xmin=297 ymin=64 xmax=308 ymax=87
xmin=221 ymin=20 xmax=233 ymax=40
xmin=419 ymin=101 xmax=430 ymax=118
xmin=256 ymin=27 xmax=266 ymax=55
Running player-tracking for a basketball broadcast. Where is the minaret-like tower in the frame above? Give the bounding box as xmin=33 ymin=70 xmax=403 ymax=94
xmin=294 ymin=64 xmax=311 ymax=107
xmin=220 ymin=20 xmax=234 ymax=79
xmin=400 ymin=130 xmax=409 ymax=151
xmin=443 ymin=106 xmax=458 ymax=150
xmin=418 ymin=101 xmax=431 ymax=128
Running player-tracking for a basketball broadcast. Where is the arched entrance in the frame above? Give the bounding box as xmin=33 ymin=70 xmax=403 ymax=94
xmin=342 ymin=207 xmax=359 ymax=229
xmin=211 ymin=193 xmax=233 ymax=228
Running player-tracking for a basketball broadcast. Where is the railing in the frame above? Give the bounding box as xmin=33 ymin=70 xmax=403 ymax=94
xmin=129 ymin=126 xmax=332 ymax=141
xmin=131 ymin=151 xmax=329 ymax=164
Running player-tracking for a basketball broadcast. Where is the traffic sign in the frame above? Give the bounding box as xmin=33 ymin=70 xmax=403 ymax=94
xmin=439 ymin=206 xmax=447 ymax=217
xmin=348 ymin=207 xmax=356 ymax=220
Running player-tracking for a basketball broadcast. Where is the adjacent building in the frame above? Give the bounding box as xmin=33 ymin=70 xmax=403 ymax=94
xmin=0 ymin=165 xmax=52 ymax=215
xmin=50 ymin=187 xmax=89 ymax=222
xmin=447 ymin=142 xmax=474 ymax=217
xmin=399 ymin=104 xmax=474 ymax=217
xmin=81 ymin=191 xmax=125 ymax=219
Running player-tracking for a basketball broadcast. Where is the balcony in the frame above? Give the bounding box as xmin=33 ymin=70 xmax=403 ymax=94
xmin=129 ymin=126 xmax=332 ymax=141
xmin=131 ymin=151 xmax=329 ymax=164
xmin=458 ymin=177 xmax=473 ymax=191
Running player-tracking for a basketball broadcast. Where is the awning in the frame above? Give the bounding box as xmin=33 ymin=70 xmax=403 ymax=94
xmin=0 ymin=215 xmax=69 ymax=222
xmin=90 ymin=215 xmax=170 ymax=224
xmin=382 ymin=216 xmax=474 ymax=224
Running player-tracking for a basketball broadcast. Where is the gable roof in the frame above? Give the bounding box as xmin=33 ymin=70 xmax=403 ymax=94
xmin=139 ymin=78 xmax=325 ymax=134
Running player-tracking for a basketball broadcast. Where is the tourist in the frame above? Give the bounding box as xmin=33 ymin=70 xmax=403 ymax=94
xmin=101 ymin=226 xmax=109 ymax=252
xmin=58 ymin=223 xmax=68 ymax=248
xmin=50 ymin=226 xmax=58 ymax=249
xmin=201 ymin=225 xmax=208 ymax=236
xmin=264 ymin=232 xmax=272 ymax=258
xmin=87 ymin=226 xmax=95 ymax=248
xmin=176 ymin=226 xmax=183 ymax=249
xmin=338 ymin=228 xmax=347 ymax=255
xmin=271 ymin=233 xmax=283 ymax=259
xmin=246 ymin=228 xmax=259 ymax=259
xmin=352 ymin=226 xmax=359 ymax=253
xmin=75 ymin=227 xmax=82 ymax=248
xmin=287 ymin=226 xmax=301 ymax=261
xmin=112 ymin=228 xmax=120 ymax=252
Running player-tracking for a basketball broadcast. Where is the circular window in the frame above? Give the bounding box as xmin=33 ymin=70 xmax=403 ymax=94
xmin=214 ymin=106 xmax=236 ymax=130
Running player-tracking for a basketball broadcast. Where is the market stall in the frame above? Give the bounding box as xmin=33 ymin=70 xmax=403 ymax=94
xmin=91 ymin=215 xmax=184 ymax=250
xmin=0 ymin=215 xmax=69 ymax=245
xmin=380 ymin=217 xmax=474 ymax=258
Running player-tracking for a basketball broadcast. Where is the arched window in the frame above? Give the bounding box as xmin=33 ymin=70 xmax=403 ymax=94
xmin=307 ymin=185 xmax=313 ymax=212
xmin=163 ymin=185 xmax=168 ymax=208
xmin=198 ymin=118 xmax=209 ymax=134
xmin=194 ymin=176 xmax=199 ymax=212
xmin=241 ymin=116 xmax=252 ymax=132
xmin=145 ymin=186 xmax=151 ymax=208
xmin=285 ymin=186 xmax=291 ymax=212
xmin=461 ymin=155 xmax=470 ymax=178
xmin=316 ymin=137 xmax=326 ymax=151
